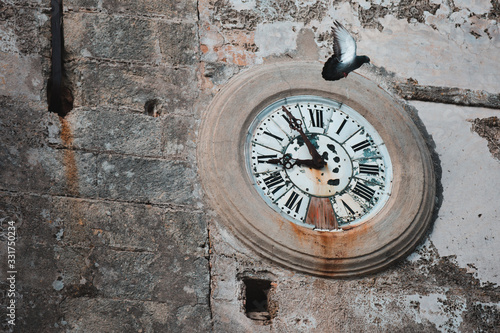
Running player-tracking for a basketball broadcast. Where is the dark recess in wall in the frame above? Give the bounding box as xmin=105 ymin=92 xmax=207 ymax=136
xmin=244 ymin=278 xmax=273 ymax=321
xmin=48 ymin=0 xmax=73 ymax=117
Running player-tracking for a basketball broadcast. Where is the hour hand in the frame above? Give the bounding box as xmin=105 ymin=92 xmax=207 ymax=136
xmin=281 ymin=106 xmax=325 ymax=168
xmin=266 ymin=155 xmax=319 ymax=169
xmin=266 ymin=154 xmax=294 ymax=169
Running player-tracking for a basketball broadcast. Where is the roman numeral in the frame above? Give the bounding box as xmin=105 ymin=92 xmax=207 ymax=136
xmin=263 ymin=172 xmax=286 ymax=194
xmin=257 ymin=154 xmax=278 ymax=163
xmin=351 ymin=140 xmax=370 ymax=152
xmin=309 ymin=109 xmax=323 ymax=128
xmin=352 ymin=182 xmax=375 ymax=202
xmin=359 ymin=164 xmax=379 ymax=175
xmin=341 ymin=199 xmax=355 ymax=215
xmin=284 ymin=191 xmax=303 ymax=213
xmin=336 ymin=119 xmax=347 ymax=134
xmin=263 ymin=131 xmax=283 ymax=142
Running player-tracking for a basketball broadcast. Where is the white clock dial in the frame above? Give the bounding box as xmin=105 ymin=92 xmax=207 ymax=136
xmin=246 ymin=95 xmax=393 ymax=230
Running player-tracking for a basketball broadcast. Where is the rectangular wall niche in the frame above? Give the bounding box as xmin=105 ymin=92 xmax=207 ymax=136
xmin=243 ymin=278 xmax=276 ymax=322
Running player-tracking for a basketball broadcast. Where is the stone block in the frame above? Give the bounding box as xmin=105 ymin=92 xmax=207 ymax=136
xmin=48 ymin=197 xmax=164 ymax=251
xmin=95 ymin=154 xmax=198 ymax=204
xmin=0 ymin=4 xmax=50 ymax=56
xmin=61 ymin=297 xmax=211 ymax=332
xmin=0 ymin=143 xmax=81 ymax=194
xmin=0 ymin=142 xmax=98 ymax=197
xmin=45 ymin=197 xmax=209 ymax=305
xmin=63 ymin=107 xmax=164 ymax=157
xmin=65 ymin=0 xmax=198 ymax=20
xmin=0 ymin=98 xmax=48 ymax=148
xmin=162 ymin=209 xmax=207 ymax=256
xmin=64 ymin=0 xmax=99 ymax=9
xmin=0 ymin=193 xmax=58 ymax=289
xmin=64 ymin=13 xmax=159 ymax=63
xmin=157 ymin=21 xmax=198 ymax=66
xmin=67 ymin=61 xmax=198 ymax=112
xmin=13 ymin=290 xmax=65 ymax=333
xmin=0 ymin=53 xmax=45 ymax=101
xmin=75 ymin=246 xmax=208 ymax=303
xmin=162 ymin=114 xmax=197 ymax=158
xmin=0 ymin=100 xmax=102 ymax=197
xmin=102 ymin=0 xmax=198 ymax=20
xmin=64 ymin=13 xmax=198 ymax=66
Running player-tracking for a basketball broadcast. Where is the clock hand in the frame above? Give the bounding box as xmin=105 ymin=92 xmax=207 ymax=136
xmin=294 ymin=159 xmax=320 ymax=168
xmin=281 ymin=106 xmax=325 ymax=168
xmin=266 ymin=155 xmax=293 ymax=169
xmin=266 ymin=155 xmax=319 ymax=169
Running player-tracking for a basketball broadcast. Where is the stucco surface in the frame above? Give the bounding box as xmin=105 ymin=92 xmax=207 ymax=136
xmin=412 ymin=101 xmax=500 ymax=286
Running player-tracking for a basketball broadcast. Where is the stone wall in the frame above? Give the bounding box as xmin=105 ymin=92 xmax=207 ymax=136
xmin=0 ymin=0 xmax=499 ymax=332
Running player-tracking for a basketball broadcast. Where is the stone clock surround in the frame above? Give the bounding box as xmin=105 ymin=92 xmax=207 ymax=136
xmin=198 ymin=62 xmax=435 ymax=277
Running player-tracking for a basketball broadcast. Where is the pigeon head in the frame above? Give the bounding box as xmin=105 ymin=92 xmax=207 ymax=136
xmin=360 ymin=56 xmax=370 ymax=64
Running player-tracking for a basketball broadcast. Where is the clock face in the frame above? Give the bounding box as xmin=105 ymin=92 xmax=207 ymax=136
xmin=245 ymin=95 xmax=393 ymax=230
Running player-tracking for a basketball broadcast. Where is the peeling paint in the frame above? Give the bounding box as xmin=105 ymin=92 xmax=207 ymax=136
xmin=255 ymin=21 xmax=303 ymax=59
xmin=406 ymin=293 xmax=467 ymax=333
xmin=469 ymin=116 xmax=500 ymax=160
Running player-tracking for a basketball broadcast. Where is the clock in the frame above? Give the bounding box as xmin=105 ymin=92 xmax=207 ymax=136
xmin=198 ymin=62 xmax=435 ymax=277
xmin=246 ymin=95 xmax=392 ymax=230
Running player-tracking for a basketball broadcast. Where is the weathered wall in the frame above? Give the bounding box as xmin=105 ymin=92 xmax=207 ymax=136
xmin=1 ymin=0 xmax=210 ymax=331
xmin=0 ymin=0 xmax=499 ymax=332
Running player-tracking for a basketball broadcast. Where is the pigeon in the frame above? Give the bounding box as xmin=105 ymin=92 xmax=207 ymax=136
xmin=322 ymin=21 xmax=370 ymax=81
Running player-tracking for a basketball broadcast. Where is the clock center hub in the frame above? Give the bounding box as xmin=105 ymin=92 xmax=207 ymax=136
xmin=284 ymin=134 xmax=353 ymax=197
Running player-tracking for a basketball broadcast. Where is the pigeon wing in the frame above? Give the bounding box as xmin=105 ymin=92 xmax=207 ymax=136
xmin=332 ymin=21 xmax=357 ymax=64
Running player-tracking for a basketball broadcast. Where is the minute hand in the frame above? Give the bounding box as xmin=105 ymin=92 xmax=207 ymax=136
xmin=282 ymin=106 xmax=325 ymax=168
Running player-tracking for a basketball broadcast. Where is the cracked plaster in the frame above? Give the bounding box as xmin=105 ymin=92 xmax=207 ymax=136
xmin=200 ymin=0 xmax=499 ymax=92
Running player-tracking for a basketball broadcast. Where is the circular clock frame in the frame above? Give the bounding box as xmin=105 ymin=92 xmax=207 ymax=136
xmin=198 ymin=62 xmax=435 ymax=277
xmin=245 ymin=95 xmax=394 ymax=229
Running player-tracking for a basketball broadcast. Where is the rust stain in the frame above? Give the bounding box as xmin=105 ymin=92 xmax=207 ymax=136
xmin=289 ymin=221 xmax=306 ymax=246
xmin=200 ymin=44 xmax=209 ymax=54
xmin=92 ymin=228 xmax=103 ymax=235
xmin=59 ymin=116 xmax=79 ymax=196
xmin=314 ymin=222 xmax=374 ymax=275
xmin=306 ymin=197 xmax=338 ymax=230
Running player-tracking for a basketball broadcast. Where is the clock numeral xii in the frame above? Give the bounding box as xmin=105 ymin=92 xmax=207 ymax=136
xmin=309 ymin=109 xmax=324 ymax=128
